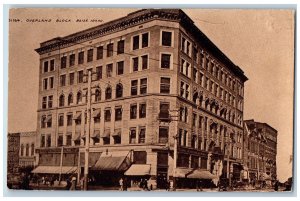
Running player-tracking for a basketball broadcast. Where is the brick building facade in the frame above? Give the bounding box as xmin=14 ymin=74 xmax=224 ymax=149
xmin=33 ymin=9 xmax=248 ymax=188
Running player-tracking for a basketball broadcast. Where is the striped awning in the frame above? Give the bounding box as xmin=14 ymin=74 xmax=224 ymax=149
xmin=92 ymin=151 xmax=131 ymax=171
xmin=186 ymin=169 xmax=217 ymax=179
xmin=174 ymin=168 xmax=191 ymax=178
xmin=32 ymin=166 xmax=77 ymax=174
xmin=125 ymin=164 xmax=151 ymax=176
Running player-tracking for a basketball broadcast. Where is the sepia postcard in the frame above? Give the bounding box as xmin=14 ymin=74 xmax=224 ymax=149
xmin=6 ymin=7 xmax=295 ymax=193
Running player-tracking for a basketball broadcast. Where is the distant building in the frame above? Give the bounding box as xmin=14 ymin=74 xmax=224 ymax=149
xmin=244 ymin=120 xmax=278 ymax=183
xmin=7 ymin=133 xmax=21 ymax=175
xmin=19 ymin=131 xmax=37 ymax=168
xmin=33 ymin=9 xmax=247 ymax=189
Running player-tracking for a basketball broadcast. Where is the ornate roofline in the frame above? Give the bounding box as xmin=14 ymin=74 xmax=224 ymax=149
xmin=35 ymin=8 xmax=248 ymax=82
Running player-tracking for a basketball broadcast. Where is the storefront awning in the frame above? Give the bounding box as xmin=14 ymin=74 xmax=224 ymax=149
xmin=174 ymin=168 xmax=191 ymax=178
xmin=72 ymin=132 xmax=81 ymax=141
xmin=101 ymin=129 xmax=110 ymax=138
xmin=124 ymin=164 xmax=151 ymax=176
xmin=91 ymin=130 xmax=100 ymax=138
xmin=32 ymin=166 xmax=77 ymax=174
xmin=112 ymin=129 xmax=121 ymax=137
xmin=186 ymin=169 xmax=217 ymax=180
xmin=92 ymin=109 xmax=101 ymax=118
xmin=73 ymin=112 xmax=81 ymax=120
xmin=92 ymin=151 xmax=131 ymax=171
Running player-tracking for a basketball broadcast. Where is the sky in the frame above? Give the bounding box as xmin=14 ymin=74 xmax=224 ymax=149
xmin=7 ymin=8 xmax=294 ymax=182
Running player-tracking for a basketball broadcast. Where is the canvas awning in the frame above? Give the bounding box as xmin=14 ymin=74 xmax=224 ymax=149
xmin=124 ymin=164 xmax=151 ymax=176
xmin=92 ymin=109 xmax=101 ymax=118
xmin=72 ymin=132 xmax=81 ymax=141
xmin=32 ymin=166 xmax=77 ymax=174
xmin=91 ymin=130 xmax=100 ymax=138
xmin=45 ymin=116 xmax=52 ymax=122
xmin=174 ymin=168 xmax=191 ymax=178
xmin=92 ymin=151 xmax=131 ymax=171
xmin=186 ymin=169 xmax=217 ymax=180
xmin=101 ymin=129 xmax=110 ymax=138
xmin=112 ymin=129 xmax=121 ymax=137
xmin=73 ymin=112 xmax=81 ymax=120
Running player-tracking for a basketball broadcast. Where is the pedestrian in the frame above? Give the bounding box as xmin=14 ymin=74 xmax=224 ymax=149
xmin=274 ymin=180 xmax=279 ymax=191
xmin=80 ymin=177 xmax=84 ymax=190
xmin=119 ymin=178 xmax=124 ymax=191
xmin=69 ymin=176 xmax=76 ymax=190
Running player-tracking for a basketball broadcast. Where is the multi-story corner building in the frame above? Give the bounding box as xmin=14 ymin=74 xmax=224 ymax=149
xmin=33 ymin=9 xmax=247 ymax=189
xmin=244 ymin=120 xmax=278 ymax=184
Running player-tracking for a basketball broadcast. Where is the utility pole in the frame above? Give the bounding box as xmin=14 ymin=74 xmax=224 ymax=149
xmin=83 ymin=70 xmax=92 ymax=191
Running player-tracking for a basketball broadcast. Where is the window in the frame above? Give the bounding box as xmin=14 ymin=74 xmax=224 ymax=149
xmin=57 ymin=135 xmax=63 ymax=147
xmin=191 ymin=155 xmax=199 ymax=168
xmin=103 ymin=131 xmax=110 ymax=145
xmin=96 ymin=66 xmax=102 ymax=80
xmin=117 ymin=61 xmax=124 ymax=75
xmin=41 ymin=116 xmax=46 ymax=128
xmin=104 ymin=109 xmax=111 ymax=122
xmin=181 ymin=37 xmax=186 ymax=52
xmin=69 ymin=54 xmax=75 ymax=67
xmin=69 ymin=73 xmax=74 ymax=85
xmin=133 ymin=151 xmax=147 ymax=164
xmin=48 ymin=95 xmax=53 ymax=108
xmin=60 ymin=74 xmax=66 ymax=86
xmin=140 ymin=78 xmax=147 ymax=94
xmin=129 ymin=128 xmax=136 ymax=144
xmin=159 ymin=127 xmax=168 ymax=143
xmin=160 ymin=77 xmax=170 ymax=94
xmin=179 ymin=107 xmax=188 ymax=123
xmin=40 ymin=135 xmax=45 ymax=148
xmin=180 ymin=59 xmax=191 ymax=77
xmin=95 ymin=89 xmax=101 ymax=102
xmin=43 ymin=61 xmax=49 ymax=73
xmin=20 ymin=144 xmax=24 ymax=156
xmin=49 ymin=77 xmax=54 ymax=89
xmin=68 ymin=93 xmax=73 ymax=105
xmin=141 ymin=55 xmax=148 ymax=70
xmin=115 ymin=107 xmax=122 ymax=121
xmin=161 ymin=53 xmax=171 ymax=69
xmin=78 ymin=51 xmax=84 ymax=65
xmin=42 ymin=97 xmax=47 ymax=109
xmin=67 ymin=114 xmax=73 ymax=126
xmin=106 ymin=63 xmax=113 ymax=77
xmin=131 ymin=80 xmax=138 ymax=96
xmin=193 ymin=47 xmax=199 ymax=63
xmin=116 ymin=83 xmax=123 ymax=98
xmin=97 ymin=46 xmax=103 ymax=60
xmin=133 ymin=35 xmax=139 ymax=50
xmin=142 ymin=33 xmax=149 ymax=48
xmin=25 ymin=144 xmax=29 ymax=156
xmin=46 ymin=135 xmax=51 ymax=147
xmin=139 ymin=128 xmax=146 ymax=143
xmin=130 ymin=104 xmax=137 ymax=119
xmin=94 ymin=111 xmax=100 ymax=123
xmin=159 ymin=102 xmax=170 ymax=120
xmin=117 ymin=40 xmax=125 ymax=54
xmin=107 ymin=43 xmax=113 ymax=57
xmin=78 ymin=70 xmax=84 ymax=83
xmin=46 ymin=115 xmax=52 ymax=128
xmin=193 ymin=67 xmax=198 ymax=82
xmin=58 ymin=114 xmax=64 ymax=127
xmin=43 ymin=78 xmax=48 ymax=90
xmin=114 ymin=132 xmax=121 ymax=144
xmin=31 ymin=144 xmax=34 ymax=156
xmin=132 ymin=57 xmax=139 ymax=72
xmin=162 ymin=31 xmax=172 ymax=46
xmin=139 ymin=103 xmax=146 ymax=118
xmin=186 ymin=41 xmax=190 ymax=56
xmin=105 ymin=86 xmax=112 ymax=100
xmin=59 ymin=94 xmax=65 ymax=107
xmin=50 ymin=59 xmax=55 ymax=71
xmin=61 ymin=56 xmax=67 ymax=69
xmin=87 ymin=49 xmax=93 ymax=62
xmin=76 ymin=91 xmax=82 ymax=104
xmin=181 ymin=36 xmax=191 ymax=56
xmin=192 ymin=113 xmax=197 ymax=127
xmin=180 ymin=81 xmax=190 ymax=99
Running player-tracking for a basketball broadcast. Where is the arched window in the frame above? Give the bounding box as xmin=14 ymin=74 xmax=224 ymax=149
xmin=116 ymin=83 xmax=123 ymax=98
xmin=68 ymin=93 xmax=73 ymax=106
xmin=77 ymin=91 xmax=82 ymax=104
xmin=25 ymin=144 xmax=29 ymax=156
xmin=105 ymin=86 xmax=112 ymax=100
xmin=31 ymin=144 xmax=34 ymax=156
xmin=20 ymin=144 xmax=24 ymax=156
xmin=95 ymin=89 xmax=101 ymax=102
xmin=193 ymin=92 xmax=198 ymax=104
xmin=59 ymin=94 xmax=65 ymax=107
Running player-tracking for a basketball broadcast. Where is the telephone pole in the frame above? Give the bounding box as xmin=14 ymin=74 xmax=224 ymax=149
xmin=83 ymin=70 xmax=92 ymax=190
